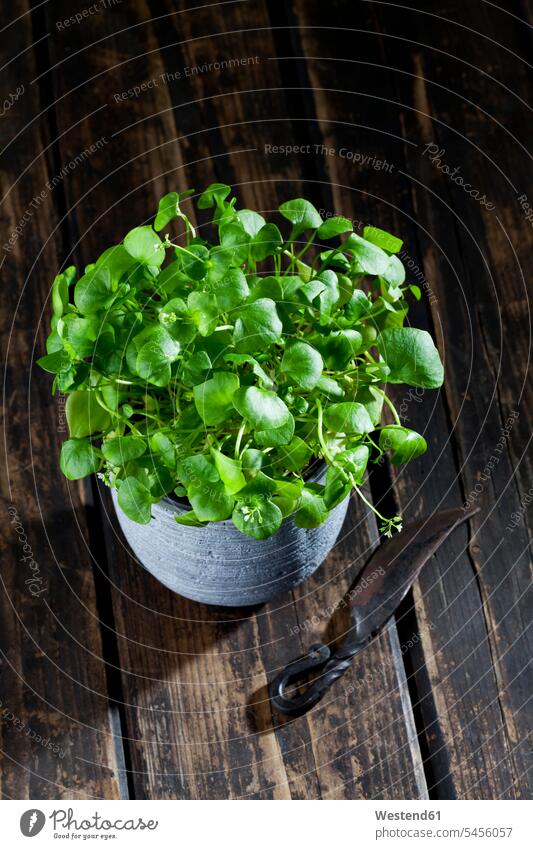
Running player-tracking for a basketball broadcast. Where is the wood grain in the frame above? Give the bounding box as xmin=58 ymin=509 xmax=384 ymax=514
xmin=0 ymin=0 xmax=120 ymax=800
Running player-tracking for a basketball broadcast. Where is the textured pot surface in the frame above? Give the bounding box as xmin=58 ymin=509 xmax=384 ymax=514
xmin=111 ymin=469 xmax=350 ymax=606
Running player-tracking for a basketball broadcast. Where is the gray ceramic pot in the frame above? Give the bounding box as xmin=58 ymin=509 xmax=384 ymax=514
xmin=111 ymin=466 xmax=349 ymax=606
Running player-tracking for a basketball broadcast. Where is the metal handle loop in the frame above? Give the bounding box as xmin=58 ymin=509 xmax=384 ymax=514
xmin=269 ymin=643 xmax=332 ymax=717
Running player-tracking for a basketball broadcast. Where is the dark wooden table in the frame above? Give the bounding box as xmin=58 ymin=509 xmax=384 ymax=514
xmin=1 ymin=0 xmax=531 ymax=800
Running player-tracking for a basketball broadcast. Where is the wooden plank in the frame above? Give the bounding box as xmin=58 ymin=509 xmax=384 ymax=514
xmin=290 ymin=0 xmax=532 ymax=798
xmin=0 ymin=2 xmax=121 ymax=799
xmin=375 ymin=0 xmax=533 ymax=798
xmin=44 ymin=0 xmax=426 ymax=798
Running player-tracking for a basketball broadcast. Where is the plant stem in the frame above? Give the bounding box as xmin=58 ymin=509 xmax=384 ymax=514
xmin=292 ymin=231 xmax=317 ymax=268
xmin=375 ymin=387 xmax=401 ymax=426
xmin=315 ymin=399 xmax=335 ymax=465
xmin=352 ymin=483 xmax=390 ymax=524
xmin=234 ymin=421 xmax=246 ymax=459
xmin=166 ymin=240 xmax=203 ymax=262
xmin=365 ymin=434 xmax=382 ymax=454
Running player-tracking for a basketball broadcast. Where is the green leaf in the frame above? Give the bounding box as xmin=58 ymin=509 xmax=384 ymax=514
xmin=132 ymin=325 xmax=180 ymax=386
xmin=117 ymin=476 xmax=153 ymax=524
xmin=210 ymin=448 xmax=246 ymax=494
xmin=251 ymin=223 xmax=283 ymax=261
xmin=174 ymin=243 xmax=209 ymax=280
xmin=181 ymin=349 xmax=212 ymax=388
xmin=289 ymin=395 xmax=309 ymax=415
xmin=249 ymin=275 xmax=283 ymax=302
xmin=134 ymin=324 xmax=181 ymax=359
xmin=274 ymin=478 xmax=303 ymax=500
xmin=317 ymin=216 xmax=353 ymax=239
xmin=344 ymin=289 xmax=372 ymax=322
xmin=280 ymin=274 xmax=304 ymax=302
xmin=357 ymin=386 xmax=384 ymax=426
xmin=187 ymin=290 xmax=220 ymax=336
xmin=314 ymin=269 xmax=339 ymax=317
xmin=315 ymin=376 xmax=345 ymax=400
xmin=233 ymin=385 xmax=290 ymax=430
xmin=159 ymin=297 xmax=191 ymax=323
xmin=294 ymin=488 xmax=329 ymax=528
xmin=324 ymin=330 xmax=363 ymax=369
xmin=175 ymin=511 xmax=205 ymax=527
xmin=337 ymin=273 xmax=354 ymax=308
xmin=55 ymin=366 xmax=78 ymax=392
xmin=60 ymin=438 xmax=100 ymax=480
xmin=280 ymin=340 xmax=323 ymax=389
xmin=276 ymin=436 xmax=312 ymax=472
xmin=378 ymin=302 xmax=408 ymax=330
xmin=124 ymin=226 xmax=166 ymax=267
xmin=213 ymin=196 xmax=238 ymax=226
xmin=381 ymin=254 xmax=406 ymax=288
xmin=279 ymin=198 xmax=322 ymax=236
xmin=337 ymin=445 xmax=369 ymax=483
xmin=197 ymin=183 xmax=231 ymax=209
xmin=188 ymin=480 xmax=234 ymax=522
xmin=154 ymin=192 xmax=179 ymax=232
xmin=255 ymin=414 xmax=295 ymax=448
xmin=232 ymin=498 xmax=282 ymax=540
xmin=74 ymin=266 xmax=114 ymax=314
xmin=193 ymin=371 xmax=240 ymax=425
xmin=237 ymin=471 xmax=277 ymax=498
xmin=363 ymin=226 xmax=403 ymax=253
xmin=343 ymin=233 xmax=389 ymax=275
xmin=233 ymin=298 xmax=282 ymax=353
xmin=214 ymin=220 xmax=250 ymax=267
xmin=149 ymin=432 xmax=177 ymax=469
xmin=52 ymin=267 xmax=76 ymax=317
xmin=240 ymin=448 xmax=265 ymax=477
xmin=223 ymin=353 xmax=273 ymax=388
xmin=177 ymin=454 xmax=218 ymax=486
xmin=236 ymin=208 xmax=266 ymax=236
xmin=37 ymin=349 xmax=71 ymax=374
xmin=154 ymin=260 xmax=188 ymax=294
xmin=379 ymin=426 xmax=427 ymax=464
xmin=377 ymin=328 xmax=444 ymax=388
xmin=60 ymin=315 xmax=100 ymax=358
xmin=45 ymin=327 xmax=64 ymax=354
xmin=175 ymin=511 xmax=206 ymax=527
xmin=95 ymin=245 xmax=138 ymax=284
xmin=324 ymin=465 xmax=351 ymax=509
xmin=102 ymin=436 xmax=147 ymax=465
xmin=319 ymin=249 xmax=351 ymax=273
xmin=207 ymin=267 xmax=249 ymax=312
xmin=66 ymin=391 xmax=111 ymax=438
xmin=273 ymin=494 xmax=298 ymax=519
xmin=136 ymin=343 xmax=172 ymax=387
xmin=323 ymin=402 xmax=374 ymax=434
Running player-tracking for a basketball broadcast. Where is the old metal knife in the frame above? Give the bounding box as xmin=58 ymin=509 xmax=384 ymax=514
xmin=270 ymin=506 xmax=479 ymax=717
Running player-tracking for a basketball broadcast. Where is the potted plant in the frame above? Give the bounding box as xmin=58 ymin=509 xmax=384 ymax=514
xmin=39 ymin=185 xmax=444 ymax=605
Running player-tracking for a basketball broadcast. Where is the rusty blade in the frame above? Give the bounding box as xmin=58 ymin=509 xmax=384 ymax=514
xmin=348 ymin=506 xmax=480 ymax=643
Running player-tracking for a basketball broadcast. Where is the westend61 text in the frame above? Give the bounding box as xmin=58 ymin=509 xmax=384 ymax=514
xmin=376 ymin=810 xmax=441 ymax=820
